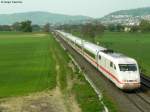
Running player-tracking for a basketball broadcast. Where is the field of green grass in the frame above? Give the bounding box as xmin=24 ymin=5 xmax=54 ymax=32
xmin=73 ymin=31 xmax=150 ymax=77
xmin=0 ymin=32 xmax=117 ymax=112
xmin=0 ymin=33 xmax=56 ymax=97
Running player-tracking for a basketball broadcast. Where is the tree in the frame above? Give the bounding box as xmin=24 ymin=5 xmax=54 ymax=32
xmin=20 ymin=20 xmax=32 ymax=32
xmin=81 ymin=23 xmax=105 ymax=38
xmin=32 ymin=25 xmax=41 ymax=32
xmin=107 ymin=24 xmax=116 ymax=32
xmin=116 ymin=24 xmax=124 ymax=32
xmin=130 ymin=25 xmax=139 ymax=32
xmin=43 ymin=23 xmax=50 ymax=32
xmin=107 ymin=24 xmax=124 ymax=32
xmin=12 ymin=22 xmax=21 ymax=31
xmin=139 ymin=20 xmax=150 ymax=32
xmin=94 ymin=23 xmax=105 ymax=36
xmin=0 ymin=25 xmax=12 ymax=31
xmin=81 ymin=23 xmax=95 ymax=38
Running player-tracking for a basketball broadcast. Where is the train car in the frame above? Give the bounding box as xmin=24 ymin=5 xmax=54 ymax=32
xmin=55 ymin=30 xmax=141 ymax=90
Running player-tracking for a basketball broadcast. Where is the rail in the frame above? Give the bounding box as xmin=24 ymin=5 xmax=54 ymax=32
xmin=141 ymin=74 xmax=150 ymax=88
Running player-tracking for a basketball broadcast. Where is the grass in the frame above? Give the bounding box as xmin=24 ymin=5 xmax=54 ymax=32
xmin=51 ymin=37 xmax=105 ymax=111
xmin=72 ymin=72 xmax=104 ymax=112
xmin=48 ymin=36 xmax=71 ymax=90
xmin=0 ymin=32 xmax=56 ymax=97
xmin=0 ymin=32 xmax=117 ymax=112
xmin=72 ymin=31 xmax=150 ymax=77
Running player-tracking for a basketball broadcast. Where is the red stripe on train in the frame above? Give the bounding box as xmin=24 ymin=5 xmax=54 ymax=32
xmin=62 ymin=37 xmax=123 ymax=84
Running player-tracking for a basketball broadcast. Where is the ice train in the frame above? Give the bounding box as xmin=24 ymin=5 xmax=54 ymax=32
xmin=55 ymin=30 xmax=141 ymax=90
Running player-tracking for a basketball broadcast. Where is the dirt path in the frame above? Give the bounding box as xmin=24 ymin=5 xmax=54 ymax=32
xmin=0 ymin=88 xmax=67 ymax=112
xmin=55 ymin=61 xmax=81 ymax=112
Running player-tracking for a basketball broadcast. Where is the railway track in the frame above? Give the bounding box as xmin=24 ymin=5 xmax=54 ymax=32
xmin=141 ymin=74 xmax=150 ymax=88
xmin=53 ymin=32 xmax=150 ymax=112
xmin=125 ymin=85 xmax=150 ymax=112
xmin=126 ymin=74 xmax=150 ymax=112
xmin=125 ymin=92 xmax=150 ymax=112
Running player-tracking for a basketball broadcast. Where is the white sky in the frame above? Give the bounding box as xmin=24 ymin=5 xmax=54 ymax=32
xmin=0 ymin=0 xmax=150 ymax=18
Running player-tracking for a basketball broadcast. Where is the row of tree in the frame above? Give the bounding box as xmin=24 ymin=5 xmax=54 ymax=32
xmin=58 ymin=23 xmax=105 ymax=39
xmin=0 ymin=25 xmax=12 ymax=31
xmin=1 ymin=19 xmax=150 ymax=33
xmin=107 ymin=20 xmax=150 ymax=32
xmin=12 ymin=21 xmax=32 ymax=32
xmin=58 ymin=20 xmax=150 ymax=34
xmin=129 ymin=20 xmax=150 ymax=32
xmin=106 ymin=24 xmax=124 ymax=32
xmin=0 ymin=20 xmax=51 ymax=32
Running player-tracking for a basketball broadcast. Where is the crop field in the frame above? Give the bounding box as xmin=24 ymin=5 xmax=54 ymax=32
xmin=96 ymin=32 xmax=150 ymax=77
xmin=0 ymin=32 xmax=56 ymax=97
xmin=0 ymin=32 xmax=115 ymax=112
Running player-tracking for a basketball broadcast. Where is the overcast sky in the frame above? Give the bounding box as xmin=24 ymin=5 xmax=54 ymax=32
xmin=0 ymin=0 xmax=150 ymax=18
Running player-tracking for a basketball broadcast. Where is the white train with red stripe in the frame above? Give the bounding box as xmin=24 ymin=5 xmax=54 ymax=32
xmin=55 ymin=30 xmax=141 ymax=90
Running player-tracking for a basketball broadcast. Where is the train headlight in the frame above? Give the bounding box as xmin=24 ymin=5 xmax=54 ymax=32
xmin=123 ymin=80 xmax=137 ymax=83
xmin=123 ymin=80 xmax=127 ymax=82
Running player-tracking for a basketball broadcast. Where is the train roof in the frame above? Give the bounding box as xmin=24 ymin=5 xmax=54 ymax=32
xmin=83 ymin=42 xmax=107 ymax=54
xmin=108 ymin=53 xmax=126 ymax=58
xmin=100 ymin=52 xmax=137 ymax=64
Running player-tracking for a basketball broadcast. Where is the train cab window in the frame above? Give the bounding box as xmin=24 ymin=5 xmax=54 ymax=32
xmin=119 ymin=64 xmax=137 ymax=71
xmin=99 ymin=55 xmax=101 ymax=60
xmin=110 ymin=62 xmax=113 ymax=68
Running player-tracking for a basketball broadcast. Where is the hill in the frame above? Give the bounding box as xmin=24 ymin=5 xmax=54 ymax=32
xmin=0 ymin=11 xmax=92 ymax=25
xmin=108 ymin=7 xmax=150 ymax=16
xmin=100 ymin=7 xmax=150 ymax=25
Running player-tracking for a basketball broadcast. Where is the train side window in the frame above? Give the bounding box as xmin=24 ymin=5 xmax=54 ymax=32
xmin=110 ymin=62 xmax=113 ymax=67
xmin=99 ymin=55 xmax=101 ymax=60
xmin=114 ymin=64 xmax=116 ymax=70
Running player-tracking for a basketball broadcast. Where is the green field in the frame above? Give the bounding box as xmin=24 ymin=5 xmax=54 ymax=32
xmin=73 ymin=31 xmax=150 ymax=77
xmin=0 ymin=33 xmax=56 ymax=97
xmin=0 ymin=32 xmax=116 ymax=112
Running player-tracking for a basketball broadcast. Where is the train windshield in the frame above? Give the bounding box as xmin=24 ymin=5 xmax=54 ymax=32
xmin=119 ymin=64 xmax=137 ymax=71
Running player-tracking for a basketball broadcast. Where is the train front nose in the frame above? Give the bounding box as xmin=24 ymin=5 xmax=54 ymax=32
xmin=119 ymin=71 xmax=141 ymax=90
xmin=122 ymin=82 xmax=141 ymax=90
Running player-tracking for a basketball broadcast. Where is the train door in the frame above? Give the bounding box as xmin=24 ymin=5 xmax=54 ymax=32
xmin=109 ymin=61 xmax=117 ymax=78
xmin=96 ymin=51 xmax=100 ymax=69
xmin=97 ymin=51 xmax=105 ymax=70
